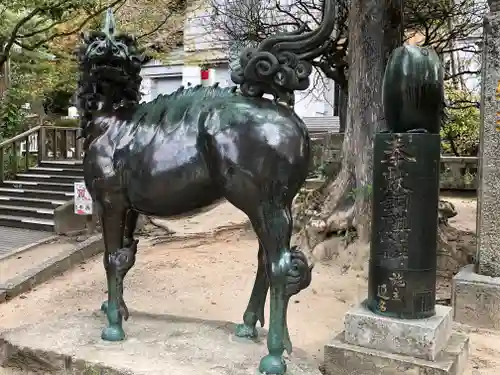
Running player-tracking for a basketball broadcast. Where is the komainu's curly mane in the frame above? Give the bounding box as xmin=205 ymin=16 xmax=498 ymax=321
xmin=131 ymin=84 xmax=238 ymax=125
xmin=75 ymin=29 xmax=145 ymax=135
xmin=75 ymin=28 xmax=239 ymax=133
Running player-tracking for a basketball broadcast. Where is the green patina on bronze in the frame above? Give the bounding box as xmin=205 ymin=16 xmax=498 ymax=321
xmin=74 ymin=3 xmax=335 ymax=374
xmin=382 ymin=45 xmax=445 ymax=134
xmin=132 ymin=85 xmax=239 ymax=127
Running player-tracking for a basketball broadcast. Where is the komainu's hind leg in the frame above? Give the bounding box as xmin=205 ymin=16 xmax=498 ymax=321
xmin=251 ymin=204 xmax=312 ymax=375
xmin=123 ymin=210 xmax=140 ymax=247
xmin=101 ymin=210 xmax=139 ymax=315
xmin=235 ymin=242 xmax=269 ymax=338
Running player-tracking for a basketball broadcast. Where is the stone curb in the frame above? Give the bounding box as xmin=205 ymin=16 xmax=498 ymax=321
xmin=0 ymin=234 xmax=103 ymax=303
xmin=0 ymin=234 xmax=58 ymax=262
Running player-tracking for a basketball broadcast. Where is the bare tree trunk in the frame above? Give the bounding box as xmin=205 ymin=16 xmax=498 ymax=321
xmin=293 ymin=0 xmax=403 ymax=258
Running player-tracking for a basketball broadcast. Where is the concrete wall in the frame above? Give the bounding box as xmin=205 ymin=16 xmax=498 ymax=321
xmin=54 ymin=199 xmax=98 ymax=235
xmin=309 ymin=133 xmax=479 ymax=191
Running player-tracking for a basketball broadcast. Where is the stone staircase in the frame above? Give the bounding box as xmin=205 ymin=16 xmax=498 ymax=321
xmin=0 ymin=159 xmax=83 ymax=231
xmin=0 ymin=125 xmax=84 ymax=232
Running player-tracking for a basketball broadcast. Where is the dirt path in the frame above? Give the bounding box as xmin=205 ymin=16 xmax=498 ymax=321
xmin=1 ymin=196 xmax=499 ymax=375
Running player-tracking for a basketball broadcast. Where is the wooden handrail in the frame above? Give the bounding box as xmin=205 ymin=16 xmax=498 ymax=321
xmin=0 ymin=126 xmax=41 ymax=148
xmin=42 ymin=125 xmax=80 ymax=131
xmin=0 ymin=125 xmax=83 ymax=183
xmin=0 ymin=125 xmax=80 ymax=151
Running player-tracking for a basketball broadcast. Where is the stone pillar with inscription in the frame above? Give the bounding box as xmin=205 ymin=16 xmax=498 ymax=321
xmin=453 ymin=0 xmax=500 ymax=330
xmin=367 ymin=132 xmax=439 ymax=318
xmin=323 ymin=45 xmax=469 ymax=375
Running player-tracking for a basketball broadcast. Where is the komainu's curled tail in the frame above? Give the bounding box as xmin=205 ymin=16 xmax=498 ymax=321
xmin=230 ymin=0 xmax=336 ymax=106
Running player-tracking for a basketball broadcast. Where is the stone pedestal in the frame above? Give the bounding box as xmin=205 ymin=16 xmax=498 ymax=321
xmin=0 ymin=311 xmax=321 ymax=375
xmin=452 ymin=264 xmax=500 ymax=329
xmin=323 ymin=303 xmax=469 ymax=375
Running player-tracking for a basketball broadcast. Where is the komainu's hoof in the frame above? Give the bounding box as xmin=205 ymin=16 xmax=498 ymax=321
xmin=101 ymin=325 xmax=125 ymax=341
xmin=101 ymin=300 xmax=108 ymax=313
xmin=259 ymin=354 xmax=286 ymax=375
xmin=235 ymin=323 xmax=258 ymax=339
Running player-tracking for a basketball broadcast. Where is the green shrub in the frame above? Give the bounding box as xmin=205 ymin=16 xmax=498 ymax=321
xmin=441 ymin=86 xmax=480 ymax=156
xmin=0 ymin=87 xmax=28 ymax=140
xmin=53 ymin=118 xmax=79 ymax=128
xmin=2 ymin=150 xmax=38 ymax=180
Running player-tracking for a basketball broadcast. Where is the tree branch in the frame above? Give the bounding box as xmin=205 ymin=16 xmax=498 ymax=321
xmin=4 ymin=0 xmax=125 ymax=57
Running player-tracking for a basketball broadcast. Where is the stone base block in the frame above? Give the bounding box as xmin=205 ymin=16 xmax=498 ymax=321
xmin=323 ymin=331 xmax=469 ymax=375
xmin=452 ymin=264 xmax=500 ymax=330
xmin=344 ymin=303 xmax=452 ymax=360
xmin=0 ymin=311 xmax=321 ymax=375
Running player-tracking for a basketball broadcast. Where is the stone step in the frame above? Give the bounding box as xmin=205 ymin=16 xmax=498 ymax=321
xmin=0 ymin=187 xmax=73 ymax=200
xmin=2 ymin=180 xmax=74 ymax=192
xmin=0 ymin=195 xmax=66 ymax=209
xmin=0 ymin=204 xmax=54 ymax=220
xmin=39 ymin=160 xmax=83 ymax=171
xmin=27 ymin=166 xmax=84 ymax=176
xmin=0 ymin=214 xmax=54 ymax=231
xmin=14 ymin=174 xmax=83 ymax=184
xmin=0 ymin=226 xmax=54 ymax=260
xmin=0 ymin=240 xmax=73 ymax=285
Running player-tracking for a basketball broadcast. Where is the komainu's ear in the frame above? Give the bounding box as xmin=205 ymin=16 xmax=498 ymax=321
xmin=81 ymin=31 xmax=91 ymax=43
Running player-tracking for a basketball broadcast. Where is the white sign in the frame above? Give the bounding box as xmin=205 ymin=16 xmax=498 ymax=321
xmin=74 ymin=181 xmax=93 ymax=215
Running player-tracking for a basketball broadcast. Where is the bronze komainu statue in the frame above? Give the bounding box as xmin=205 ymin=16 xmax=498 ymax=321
xmin=77 ymin=3 xmax=334 ymax=373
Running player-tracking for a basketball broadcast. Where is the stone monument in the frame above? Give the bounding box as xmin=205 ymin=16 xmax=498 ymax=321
xmin=452 ymin=0 xmax=500 ymax=330
xmin=323 ymin=45 xmax=469 ymax=375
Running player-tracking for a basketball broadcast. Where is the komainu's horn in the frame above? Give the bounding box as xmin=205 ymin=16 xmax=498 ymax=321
xmin=102 ymin=8 xmax=117 ymax=38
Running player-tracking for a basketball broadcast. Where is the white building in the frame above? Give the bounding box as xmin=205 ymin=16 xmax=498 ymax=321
xmin=139 ymin=0 xmax=341 ymax=132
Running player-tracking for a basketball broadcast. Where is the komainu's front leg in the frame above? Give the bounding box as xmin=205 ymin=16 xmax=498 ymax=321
xmin=109 ymin=239 xmax=139 ymax=321
xmin=101 ymin=210 xmax=139 ymax=315
xmin=101 ymin=238 xmax=139 ymax=341
xmin=100 ymin=208 xmax=127 ymax=341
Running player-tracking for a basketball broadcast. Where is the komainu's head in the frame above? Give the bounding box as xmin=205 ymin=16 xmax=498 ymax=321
xmin=75 ymin=9 xmax=147 ymax=137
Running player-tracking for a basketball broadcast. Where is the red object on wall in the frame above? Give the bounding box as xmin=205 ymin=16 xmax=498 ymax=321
xmin=200 ymin=69 xmax=209 ymax=80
